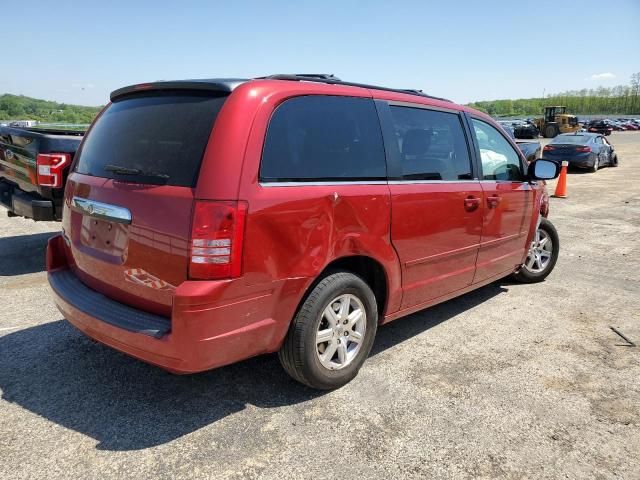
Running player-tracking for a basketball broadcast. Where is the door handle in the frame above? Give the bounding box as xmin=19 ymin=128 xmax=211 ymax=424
xmin=487 ymin=194 xmax=502 ymax=208
xmin=464 ymin=196 xmax=481 ymax=212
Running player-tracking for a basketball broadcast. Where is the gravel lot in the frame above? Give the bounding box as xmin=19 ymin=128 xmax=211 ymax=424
xmin=1 ymin=132 xmax=638 ymax=479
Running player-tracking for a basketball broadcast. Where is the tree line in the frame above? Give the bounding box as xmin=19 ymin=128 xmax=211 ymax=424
xmin=467 ymin=73 xmax=640 ymax=117
xmin=0 ymin=94 xmax=101 ymax=124
xmin=2 ymin=73 xmax=640 ymax=124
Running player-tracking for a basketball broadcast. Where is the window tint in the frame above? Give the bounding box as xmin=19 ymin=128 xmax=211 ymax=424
xmin=471 ymin=119 xmax=524 ymax=181
xmin=388 ymin=106 xmax=472 ymax=181
xmin=551 ymin=135 xmax=587 ymax=144
xmin=75 ymin=93 xmax=226 ymax=187
xmin=260 ymin=96 xmax=386 ymax=182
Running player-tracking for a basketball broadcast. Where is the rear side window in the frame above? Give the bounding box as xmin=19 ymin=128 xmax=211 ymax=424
xmin=75 ymin=93 xmax=227 ymax=187
xmin=260 ymin=96 xmax=386 ymax=182
xmin=388 ymin=106 xmax=472 ymax=181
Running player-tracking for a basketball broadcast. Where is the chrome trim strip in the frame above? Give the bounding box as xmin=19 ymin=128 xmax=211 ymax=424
xmin=260 ymin=180 xmax=484 ymax=187
xmin=71 ymin=196 xmax=132 ymax=224
xmin=260 ymin=181 xmax=388 ymax=187
xmin=387 ymin=180 xmax=480 ymax=185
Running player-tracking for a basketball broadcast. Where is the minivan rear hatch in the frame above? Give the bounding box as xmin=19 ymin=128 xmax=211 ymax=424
xmin=63 ymin=88 xmax=230 ymax=316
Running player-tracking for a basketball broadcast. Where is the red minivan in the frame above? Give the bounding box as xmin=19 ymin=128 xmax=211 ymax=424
xmin=47 ymin=74 xmax=560 ymax=389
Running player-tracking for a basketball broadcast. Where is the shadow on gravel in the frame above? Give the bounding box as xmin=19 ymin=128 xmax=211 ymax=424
xmin=0 ymin=283 xmax=507 ymax=451
xmin=0 ymin=232 xmax=55 ymax=276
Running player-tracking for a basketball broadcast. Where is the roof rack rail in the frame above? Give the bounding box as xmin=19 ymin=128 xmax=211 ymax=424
xmin=259 ymin=74 xmax=452 ymax=103
xmin=286 ymin=74 xmax=342 ymax=81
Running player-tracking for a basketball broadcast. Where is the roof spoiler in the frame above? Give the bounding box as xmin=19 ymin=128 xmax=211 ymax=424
xmin=110 ymin=79 xmax=247 ymax=102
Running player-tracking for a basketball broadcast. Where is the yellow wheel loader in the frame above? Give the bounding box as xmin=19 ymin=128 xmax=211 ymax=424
xmin=534 ymin=106 xmax=580 ymax=138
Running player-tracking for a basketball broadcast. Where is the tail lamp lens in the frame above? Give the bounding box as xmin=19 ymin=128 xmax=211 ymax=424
xmin=189 ymin=200 xmax=248 ymax=280
xmin=576 ymin=146 xmax=591 ymax=153
xmin=543 ymin=145 xmax=554 ymax=151
xmin=36 ymin=153 xmax=70 ymax=188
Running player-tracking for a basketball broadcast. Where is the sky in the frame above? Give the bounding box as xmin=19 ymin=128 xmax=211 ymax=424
xmin=1 ymin=0 xmax=639 ymax=106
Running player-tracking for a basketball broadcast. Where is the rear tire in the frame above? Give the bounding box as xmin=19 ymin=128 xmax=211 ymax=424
xmin=279 ymin=272 xmax=378 ymax=390
xmin=512 ymin=218 xmax=559 ymax=283
xmin=611 ymin=154 xmax=619 ymax=167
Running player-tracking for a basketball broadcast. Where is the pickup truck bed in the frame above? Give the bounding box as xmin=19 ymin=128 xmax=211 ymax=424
xmin=0 ymin=126 xmax=83 ymax=221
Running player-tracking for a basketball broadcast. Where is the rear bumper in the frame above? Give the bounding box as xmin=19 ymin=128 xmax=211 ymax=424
xmin=542 ymin=156 xmax=594 ymax=169
xmin=46 ymin=234 xmax=300 ymax=373
xmin=0 ymin=180 xmax=58 ymax=221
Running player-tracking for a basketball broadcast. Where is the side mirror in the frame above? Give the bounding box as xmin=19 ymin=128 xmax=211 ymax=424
xmin=528 ymin=159 xmax=560 ymax=180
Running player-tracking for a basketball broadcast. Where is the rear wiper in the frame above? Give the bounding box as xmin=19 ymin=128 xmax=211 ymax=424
xmin=104 ymin=164 xmax=142 ymax=175
xmin=104 ymin=164 xmax=170 ymax=183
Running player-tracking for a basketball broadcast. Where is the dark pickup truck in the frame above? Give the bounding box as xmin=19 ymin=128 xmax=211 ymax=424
xmin=516 ymin=141 xmax=542 ymax=163
xmin=0 ymin=126 xmax=83 ymax=221
xmin=498 ymin=122 xmax=541 ymax=162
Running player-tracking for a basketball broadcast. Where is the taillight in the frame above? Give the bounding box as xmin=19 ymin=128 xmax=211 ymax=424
xmin=36 ymin=153 xmax=70 ymax=188
xmin=543 ymin=145 xmax=554 ymax=152
xmin=576 ymin=146 xmax=591 ymax=153
xmin=588 ymin=128 xmax=596 ymax=132
xmin=189 ymin=200 xmax=248 ymax=280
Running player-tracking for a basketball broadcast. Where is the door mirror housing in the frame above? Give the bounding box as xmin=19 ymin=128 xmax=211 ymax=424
xmin=528 ymin=159 xmax=560 ymax=180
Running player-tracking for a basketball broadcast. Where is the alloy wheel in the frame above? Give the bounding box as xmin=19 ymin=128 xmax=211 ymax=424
xmin=523 ymin=228 xmax=553 ymax=274
xmin=316 ymin=294 xmax=367 ymax=370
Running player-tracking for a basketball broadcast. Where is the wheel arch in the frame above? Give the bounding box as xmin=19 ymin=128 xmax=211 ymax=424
xmin=298 ymin=255 xmax=391 ymax=323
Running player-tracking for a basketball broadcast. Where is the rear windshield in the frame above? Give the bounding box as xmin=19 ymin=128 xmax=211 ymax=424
xmin=552 ymin=135 xmax=588 ymax=144
xmin=75 ymin=92 xmax=227 ymax=186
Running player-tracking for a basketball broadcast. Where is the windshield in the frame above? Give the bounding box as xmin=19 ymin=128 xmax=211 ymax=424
xmin=551 ymin=135 xmax=589 ymax=144
xmin=74 ymin=92 xmax=227 ymax=187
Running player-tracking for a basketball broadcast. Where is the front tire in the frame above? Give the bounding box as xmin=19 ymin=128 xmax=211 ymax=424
xmin=279 ymin=272 xmax=378 ymax=390
xmin=611 ymin=154 xmax=619 ymax=167
xmin=544 ymin=124 xmax=559 ymax=138
xmin=591 ymin=156 xmax=599 ymax=172
xmin=512 ymin=218 xmax=559 ymax=283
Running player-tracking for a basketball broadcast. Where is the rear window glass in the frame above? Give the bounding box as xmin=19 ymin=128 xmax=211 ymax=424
xmin=75 ymin=93 xmax=227 ymax=187
xmin=260 ymin=95 xmax=386 ymax=182
xmin=552 ymin=135 xmax=589 ymax=144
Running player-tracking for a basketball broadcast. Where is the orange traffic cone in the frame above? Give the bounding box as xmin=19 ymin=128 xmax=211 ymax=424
xmin=553 ymin=161 xmax=568 ymax=198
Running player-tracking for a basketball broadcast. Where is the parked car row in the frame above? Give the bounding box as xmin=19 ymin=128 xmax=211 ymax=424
xmin=595 ymin=118 xmax=640 ymax=131
xmin=498 ymin=117 xmax=640 ymax=139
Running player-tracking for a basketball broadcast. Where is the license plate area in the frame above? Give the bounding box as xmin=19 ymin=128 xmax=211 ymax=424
xmin=79 ymin=215 xmax=128 ymax=262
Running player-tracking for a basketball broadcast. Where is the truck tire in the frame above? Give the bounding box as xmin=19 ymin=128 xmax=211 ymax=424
xmin=543 ymin=124 xmax=559 ymax=138
xmin=279 ymin=272 xmax=378 ymax=390
xmin=512 ymin=218 xmax=559 ymax=283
